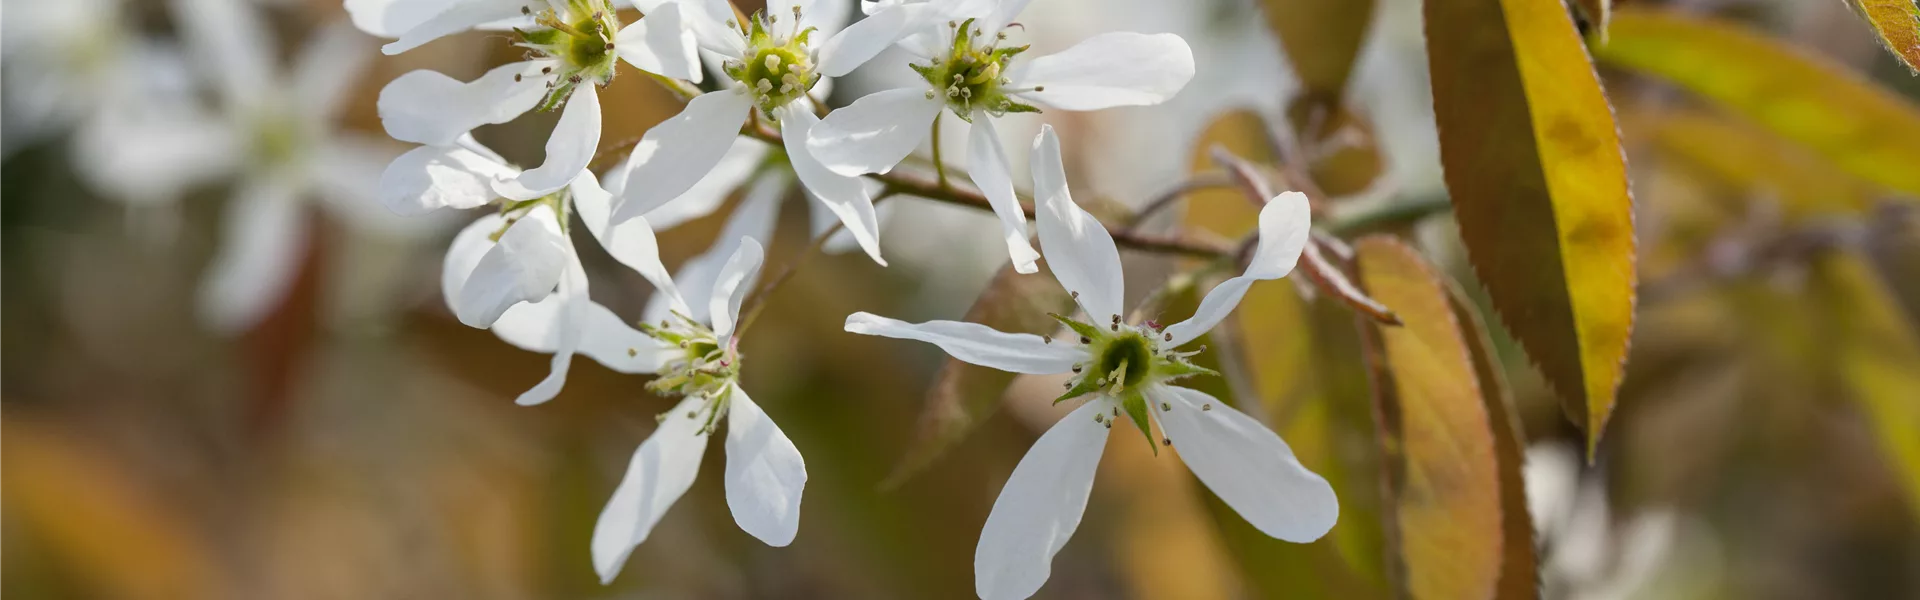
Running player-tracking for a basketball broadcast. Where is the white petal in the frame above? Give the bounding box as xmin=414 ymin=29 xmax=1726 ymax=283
xmin=817 ymin=2 xmax=932 ymax=77
xmin=804 ymin=86 xmax=943 ymax=177
xmin=292 ymin=22 xmax=376 ymax=122
xmin=975 ymin=400 xmax=1109 ymax=600
xmin=1029 ymin=125 xmax=1124 ymax=321
xmin=967 ymin=115 xmax=1040 ymax=274
xmin=514 ymin=258 xmax=588 ymax=406
xmin=490 ymin=294 xmax=563 ymax=352
xmin=572 ymin=170 xmax=691 ymax=315
xmin=577 ymin=300 xmax=671 ymax=374
xmin=311 ymin=136 xmax=441 ymax=238
xmin=709 ymin=237 xmax=765 ymax=347
xmin=1150 ymin=385 xmax=1337 ymax=542
xmin=615 ymin=2 xmax=702 ymax=83
xmin=592 ymin=396 xmax=713 ymax=583
xmin=198 ymin=177 xmax=307 ymax=333
xmin=842 ymin=313 xmax=1082 ymax=374
xmin=454 ymin=205 xmax=570 ymax=328
xmin=442 ymin=213 xmax=508 ymax=314
xmin=1160 ymin=191 xmax=1310 ymax=346
xmin=379 ymin=61 xmax=554 ymax=146
xmin=637 ymin=137 xmax=770 ymax=231
xmin=345 ymin=0 xmax=460 ymax=38
xmin=380 ymin=141 xmax=516 ymax=215
xmin=777 ymin=104 xmax=886 ymax=266
xmin=645 ymin=171 xmax=784 ymax=324
xmin=172 ymin=0 xmax=274 ymax=109
xmin=494 ymin=86 xmax=600 ymax=200
xmin=796 ymin=0 xmax=853 ymax=35
xmin=383 ymin=0 xmax=527 ymax=55
xmin=976 ymin=0 xmax=1033 ymax=37
xmin=682 ymin=0 xmax=749 ymax=56
xmin=1007 ymin=33 xmax=1195 ymax=111
xmin=723 ymin=385 xmax=807 ymax=546
xmin=613 ymin=90 xmax=753 ymax=224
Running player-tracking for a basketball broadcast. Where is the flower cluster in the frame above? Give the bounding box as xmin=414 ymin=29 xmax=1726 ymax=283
xmin=352 ymin=0 xmax=1333 ymax=597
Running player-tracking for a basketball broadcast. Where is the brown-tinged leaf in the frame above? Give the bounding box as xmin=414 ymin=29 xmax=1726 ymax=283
xmin=1445 ymin=278 xmax=1539 ymax=600
xmin=1353 ymin=236 xmax=1527 ymax=600
xmin=1809 ymin=253 xmax=1920 ymax=513
xmin=1286 ymin=97 xmax=1387 ymax=199
xmin=1846 ymin=0 xmax=1920 ymax=74
xmin=1261 ymin=0 xmax=1377 ymax=98
xmin=1596 ymin=9 xmax=1920 ymax=197
xmin=1572 ymin=0 xmax=1610 ymax=38
xmin=1631 ymin=108 xmax=1877 ymax=218
xmin=1426 ymin=0 xmax=1637 ymax=457
xmin=880 ymin=263 xmax=1076 ymax=487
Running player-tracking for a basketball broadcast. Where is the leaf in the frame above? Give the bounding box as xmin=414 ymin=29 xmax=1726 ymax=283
xmin=1810 ymin=254 xmax=1920 ymax=514
xmin=880 ymin=262 xmax=1076 ymax=488
xmin=1595 ymin=9 xmax=1920 ymax=197
xmin=1425 ymin=0 xmax=1637 ymax=457
xmin=1261 ymin=0 xmax=1378 ymax=99
xmin=1353 ymin=236 xmax=1535 ymax=600
xmin=1444 ymin=275 xmax=1539 ymax=600
xmin=1630 ymin=108 xmax=1877 ymax=219
xmin=1571 ymin=0 xmax=1610 ymax=38
xmin=1846 ymin=0 xmax=1920 ymax=74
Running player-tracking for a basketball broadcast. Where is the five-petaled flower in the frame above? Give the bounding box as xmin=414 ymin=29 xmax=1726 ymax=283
xmin=844 ymin=126 xmax=1338 ymax=600
xmin=806 ymin=0 xmax=1195 ymax=274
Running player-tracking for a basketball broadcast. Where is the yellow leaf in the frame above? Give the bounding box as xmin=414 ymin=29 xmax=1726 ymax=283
xmin=1261 ymin=0 xmax=1378 ymax=99
xmin=1847 ymin=0 xmax=1920 ymax=74
xmin=1596 ymin=9 xmax=1920 ymax=197
xmin=1630 ymin=108 xmax=1877 ymax=219
xmin=1426 ymin=0 xmax=1637 ymax=457
xmin=1810 ymin=254 xmax=1920 ymax=514
xmin=1354 ymin=236 xmax=1535 ymax=600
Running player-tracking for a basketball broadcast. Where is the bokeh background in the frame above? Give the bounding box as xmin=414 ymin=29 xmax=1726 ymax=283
xmin=5 ymin=0 xmax=1919 ymax=598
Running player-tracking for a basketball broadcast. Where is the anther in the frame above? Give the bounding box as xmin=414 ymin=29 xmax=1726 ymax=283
xmin=542 ymin=66 xmax=553 ymax=74
xmin=1110 ymin=323 xmax=1118 ymax=331
xmin=1162 ymin=438 xmax=1171 ymax=446
xmin=1111 ymin=314 xmax=1121 ymax=323
xmin=1033 ymin=85 xmax=1045 ymax=92
xmin=569 ymin=74 xmax=582 ymax=84
xmin=521 ymin=6 xmax=531 ymax=15
xmin=1094 ymin=413 xmax=1104 ymax=424
xmin=1160 ymin=402 xmax=1170 ymax=411
xmin=686 ymin=411 xmax=697 ymax=419
xmin=679 ymin=340 xmax=689 ymax=348
xmin=1043 ymin=335 xmax=1053 ymax=344
xmin=1071 ymin=291 xmax=1080 ymax=299
xmin=765 ymin=54 xmax=782 ymax=71
xmin=925 ymin=90 xmax=937 ymax=100
xmin=627 ymin=348 xmax=637 ymax=357
xmin=1163 ymin=333 xmax=1172 ymax=342
xmin=1071 ymin=364 xmax=1082 ymax=373
xmin=1202 ymin=404 xmax=1213 ymax=411
xmin=1079 ymin=336 xmax=1091 ymax=344
xmin=605 ymin=42 xmax=615 ymax=50
xmin=515 ymin=74 xmax=523 ymax=82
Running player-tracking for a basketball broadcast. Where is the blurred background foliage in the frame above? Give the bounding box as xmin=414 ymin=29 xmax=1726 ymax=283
xmin=5 ymin=0 xmax=1920 ymax=598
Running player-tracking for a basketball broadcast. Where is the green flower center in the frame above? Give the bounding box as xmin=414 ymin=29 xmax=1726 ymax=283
xmin=726 ymin=10 xmax=819 ymax=115
xmin=1093 ymin=331 xmax=1155 ymax=390
xmin=912 ymin=18 xmax=1040 ymax=121
xmin=642 ymin=313 xmax=739 ymax=402
xmin=515 ymin=2 xmax=621 ymax=110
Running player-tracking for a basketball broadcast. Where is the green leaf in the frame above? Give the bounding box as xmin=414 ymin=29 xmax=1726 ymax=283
xmin=1595 ymin=8 xmax=1920 ymax=198
xmin=1353 ymin=236 xmax=1536 ymax=600
xmin=1425 ymin=0 xmax=1637 ymax=458
xmin=879 ymin=263 xmax=1076 ymax=488
xmin=1846 ymin=0 xmax=1920 ymax=74
xmin=1810 ymin=254 xmax=1920 ymax=515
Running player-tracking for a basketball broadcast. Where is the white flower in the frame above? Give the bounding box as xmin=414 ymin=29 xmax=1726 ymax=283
xmin=805 ymin=0 xmax=1195 ymax=273
xmin=373 ymin=0 xmax=699 ymax=204
xmin=608 ymin=0 xmax=925 ymax=266
xmin=843 ymin=126 xmax=1334 ymax=600
xmin=583 ymin=183 xmax=808 ymax=584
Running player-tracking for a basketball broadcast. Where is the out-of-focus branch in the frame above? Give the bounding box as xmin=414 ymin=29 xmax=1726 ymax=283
xmin=1641 ymin=204 xmax=1916 ymax=304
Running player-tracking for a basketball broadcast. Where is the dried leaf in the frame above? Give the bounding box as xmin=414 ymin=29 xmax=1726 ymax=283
xmin=1426 ymin=0 xmax=1637 ymax=457
xmin=880 ymin=263 xmax=1076 ymax=488
xmin=1810 ymin=254 xmax=1920 ymax=514
xmin=1596 ymin=9 xmax=1920 ymax=197
xmin=1846 ymin=0 xmax=1920 ymax=74
xmin=1354 ymin=236 xmax=1532 ymax=600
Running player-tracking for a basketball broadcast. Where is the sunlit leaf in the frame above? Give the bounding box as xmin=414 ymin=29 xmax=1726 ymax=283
xmin=1354 ymin=236 xmax=1534 ymax=600
xmin=1810 ymin=254 xmax=1920 ymax=514
xmin=1846 ymin=0 xmax=1920 ymax=74
xmin=1426 ymin=0 xmax=1637 ymax=457
xmin=880 ymin=263 xmax=1076 ymax=487
xmin=1596 ymin=9 xmax=1920 ymax=198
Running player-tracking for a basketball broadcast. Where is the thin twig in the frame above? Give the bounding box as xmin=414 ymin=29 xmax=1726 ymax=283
xmin=1123 ymin=172 xmax=1238 ymax=230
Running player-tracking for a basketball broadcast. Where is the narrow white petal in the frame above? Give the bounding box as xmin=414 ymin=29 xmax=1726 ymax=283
xmin=724 ymin=386 xmax=807 ymax=546
xmin=644 ymin=172 xmax=784 ymax=325
xmin=843 ymin=313 xmax=1082 ymax=374
xmin=638 ymin=137 xmax=770 ymax=231
xmin=682 ymin=0 xmax=749 ymax=56
xmin=1007 ymin=33 xmax=1195 ymax=111
xmin=198 ymin=177 xmax=307 ymax=333
xmin=577 ymin=300 xmax=671 ymax=374
xmin=797 ymin=0 xmax=853 ymax=36
xmin=1150 ymin=385 xmax=1337 ymax=542
xmin=615 ymin=2 xmax=702 ymax=83
xmin=777 ymin=104 xmax=886 ymax=266
xmin=967 ymin=115 xmax=1040 ymax=274
xmin=514 ymin=258 xmax=588 ymax=406
xmin=709 ymin=237 xmax=765 ymax=347
xmin=292 ymin=22 xmax=376 ymax=122
xmin=977 ymin=0 xmax=1033 ymax=37
xmin=613 ymin=90 xmax=753 ymax=224
xmin=1031 ymin=125 xmax=1122 ymax=321
xmin=1161 ymin=191 xmax=1310 ymax=346
xmin=817 ymin=2 xmax=932 ymax=77
xmin=380 ymin=141 xmax=516 ymax=215
xmin=975 ymin=400 xmax=1109 ymax=600
xmin=804 ymin=87 xmax=943 ymax=177
xmin=454 ymin=205 xmax=570 ymax=328
xmin=494 ymin=86 xmax=600 ymax=200
xmin=573 ymin=171 xmax=689 ymax=315
xmin=442 ymin=214 xmax=507 ymax=314
xmin=592 ymin=396 xmax=713 ymax=583
xmin=345 ymin=0 xmax=461 ymax=38
xmin=383 ymin=0 xmax=528 ymax=55
xmin=172 ymin=0 xmax=274 ymax=109
xmin=379 ymin=61 xmax=554 ymax=146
